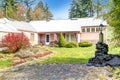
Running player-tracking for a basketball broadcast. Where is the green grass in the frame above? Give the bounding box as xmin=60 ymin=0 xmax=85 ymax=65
xmin=39 ymin=46 xmax=96 ymax=64
xmin=38 ymin=46 xmax=120 ymax=64
xmin=0 ymin=59 xmax=13 ymax=68
xmin=0 ymin=53 xmax=14 ymax=68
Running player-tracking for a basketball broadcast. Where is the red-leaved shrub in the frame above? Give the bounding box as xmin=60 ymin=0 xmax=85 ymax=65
xmin=2 ymin=32 xmax=30 ymax=53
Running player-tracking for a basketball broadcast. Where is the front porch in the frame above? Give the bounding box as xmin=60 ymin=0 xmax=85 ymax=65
xmin=38 ymin=32 xmax=80 ymax=45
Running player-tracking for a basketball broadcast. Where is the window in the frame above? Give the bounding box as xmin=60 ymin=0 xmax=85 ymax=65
xmin=82 ymin=28 xmax=85 ymax=32
xmin=91 ymin=28 xmax=95 ymax=32
xmin=86 ymin=28 xmax=90 ymax=32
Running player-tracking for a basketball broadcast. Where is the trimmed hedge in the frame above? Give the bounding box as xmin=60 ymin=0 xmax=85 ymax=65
xmin=78 ymin=41 xmax=92 ymax=47
xmin=65 ymin=42 xmax=78 ymax=48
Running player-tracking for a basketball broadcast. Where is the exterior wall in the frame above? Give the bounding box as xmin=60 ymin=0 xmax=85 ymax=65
xmin=33 ymin=33 xmax=39 ymax=45
xmin=81 ymin=32 xmax=99 ymax=43
xmin=38 ymin=32 xmax=79 ymax=45
xmin=0 ymin=32 xmax=8 ymax=47
xmin=81 ymin=26 xmax=107 ymax=44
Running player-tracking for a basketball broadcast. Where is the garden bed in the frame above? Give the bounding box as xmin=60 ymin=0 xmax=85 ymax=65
xmin=0 ymin=45 xmax=54 ymax=68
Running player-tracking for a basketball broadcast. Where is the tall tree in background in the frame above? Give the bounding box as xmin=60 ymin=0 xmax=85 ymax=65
xmin=87 ymin=0 xmax=94 ymax=17
xmin=69 ymin=0 xmax=94 ymax=18
xmin=14 ymin=2 xmax=26 ymax=21
xmin=34 ymin=1 xmax=45 ymax=20
xmin=94 ymin=0 xmax=103 ymax=17
xmin=3 ymin=0 xmax=17 ymax=18
xmin=0 ymin=1 xmax=4 ymax=18
xmin=69 ymin=0 xmax=77 ymax=18
xmin=21 ymin=0 xmax=36 ymax=21
xmin=107 ymin=0 xmax=120 ymax=46
xmin=0 ymin=0 xmax=53 ymax=21
xmin=34 ymin=6 xmax=44 ymax=20
xmin=44 ymin=2 xmax=53 ymax=20
xmin=34 ymin=1 xmax=53 ymax=20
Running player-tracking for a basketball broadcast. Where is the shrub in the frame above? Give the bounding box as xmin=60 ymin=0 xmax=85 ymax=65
xmin=15 ymin=49 xmax=34 ymax=58
xmin=65 ymin=42 xmax=78 ymax=48
xmin=79 ymin=41 xmax=92 ymax=47
xmin=2 ymin=32 xmax=30 ymax=53
xmin=49 ymin=40 xmax=58 ymax=47
xmin=58 ymin=32 xmax=66 ymax=47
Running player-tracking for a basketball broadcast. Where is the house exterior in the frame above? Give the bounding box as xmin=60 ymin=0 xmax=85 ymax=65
xmin=0 ymin=18 xmax=37 ymax=45
xmin=0 ymin=17 xmax=108 ymax=46
xmin=30 ymin=17 xmax=107 ymax=45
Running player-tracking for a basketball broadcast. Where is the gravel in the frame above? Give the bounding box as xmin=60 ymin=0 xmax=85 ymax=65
xmin=0 ymin=64 xmax=114 ymax=80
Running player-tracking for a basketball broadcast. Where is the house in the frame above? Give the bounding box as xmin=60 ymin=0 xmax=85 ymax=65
xmin=0 ymin=18 xmax=37 ymax=45
xmin=30 ymin=17 xmax=107 ymax=45
xmin=0 ymin=17 xmax=108 ymax=46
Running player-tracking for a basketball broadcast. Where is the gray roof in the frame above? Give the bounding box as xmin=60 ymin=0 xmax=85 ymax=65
xmin=0 ymin=18 xmax=18 ymax=32
xmin=30 ymin=17 xmax=108 ymax=33
xmin=0 ymin=18 xmax=36 ymax=32
xmin=8 ymin=21 xmax=36 ymax=32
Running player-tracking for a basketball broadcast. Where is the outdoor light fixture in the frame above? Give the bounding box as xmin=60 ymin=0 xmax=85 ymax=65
xmin=99 ymin=23 xmax=104 ymax=43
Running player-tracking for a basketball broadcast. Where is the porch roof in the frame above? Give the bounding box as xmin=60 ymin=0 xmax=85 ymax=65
xmin=30 ymin=17 xmax=107 ymax=32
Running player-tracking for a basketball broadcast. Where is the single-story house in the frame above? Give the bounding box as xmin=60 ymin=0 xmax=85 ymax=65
xmin=0 ymin=18 xmax=37 ymax=45
xmin=0 ymin=17 xmax=108 ymax=46
xmin=30 ymin=17 xmax=107 ymax=45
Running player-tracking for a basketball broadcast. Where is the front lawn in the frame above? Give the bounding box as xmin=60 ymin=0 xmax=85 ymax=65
xmin=39 ymin=46 xmax=120 ymax=64
xmin=39 ymin=46 xmax=95 ymax=64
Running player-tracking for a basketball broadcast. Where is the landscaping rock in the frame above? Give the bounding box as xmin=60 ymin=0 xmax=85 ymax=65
xmin=88 ymin=41 xmax=120 ymax=67
xmin=106 ymin=57 xmax=120 ymax=66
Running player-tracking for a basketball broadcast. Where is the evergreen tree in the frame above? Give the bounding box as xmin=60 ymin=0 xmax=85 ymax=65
xmin=58 ymin=32 xmax=66 ymax=47
xmin=107 ymin=0 xmax=120 ymax=46
xmin=44 ymin=2 xmax=53 ymax=20
xmin=21 ymin=0 xmax=36 ymax=21
xmin=15 ymin=2 xmax=26 ymax=21
xmin=94 ymin=0 xmax=103 ymax=17
xmin=69 ymin=0 xmax=94 ymax=18
xmin=3 ymin=0 xmax=17 ymax=18
xmin=34 ymin=1 xmax=53 ymax=20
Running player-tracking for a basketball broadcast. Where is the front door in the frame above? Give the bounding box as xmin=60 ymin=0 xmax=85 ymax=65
xmin=45 ymin=34 xmax=50 ymax=45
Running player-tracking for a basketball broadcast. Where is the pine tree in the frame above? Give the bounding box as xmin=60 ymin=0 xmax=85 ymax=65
xmin=69 ymin=0 xmax=94 ymax=18
xmin=44 ymin=2 xmax=53 ymax=20
xmin=94 ymin=0 xmax=103 ymax=17
xmin=3 ymin=0 xmax=17 ymax=18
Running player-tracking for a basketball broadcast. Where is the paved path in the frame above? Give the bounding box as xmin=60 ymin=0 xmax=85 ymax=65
xmin=0 ymin=64 xmax=114 ymax=80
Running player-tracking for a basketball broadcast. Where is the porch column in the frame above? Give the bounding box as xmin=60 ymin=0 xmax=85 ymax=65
xmin=76 ymin=33 xmax=80 ymax=42
xmin=34 ymin=33 xmax=39 ymax=44
xmin=54 ymin=33 xmax=57 ymax=41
